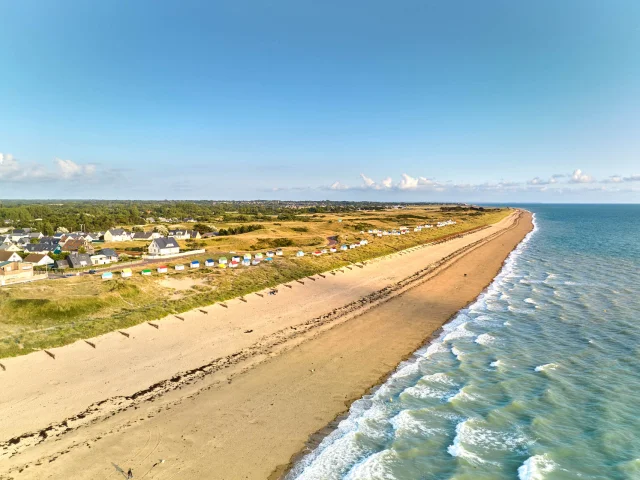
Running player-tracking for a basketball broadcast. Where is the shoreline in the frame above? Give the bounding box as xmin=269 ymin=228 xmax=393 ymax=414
xmin=279 ymin=211 xmax=535 ymax=479
xmin=0 ymin=210 xmax=532 ymax=480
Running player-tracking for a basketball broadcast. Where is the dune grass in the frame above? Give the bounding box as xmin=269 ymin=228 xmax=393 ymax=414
xmin=0 ymin=207 xmax=510 ymax=358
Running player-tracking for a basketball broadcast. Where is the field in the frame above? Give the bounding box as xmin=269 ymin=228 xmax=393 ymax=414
xmin=0 ymin=206 xmax=510 ymax=358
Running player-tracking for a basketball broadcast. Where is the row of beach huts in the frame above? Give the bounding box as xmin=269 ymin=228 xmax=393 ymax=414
xmin=102 ymin=219 xmax=457 ymax=280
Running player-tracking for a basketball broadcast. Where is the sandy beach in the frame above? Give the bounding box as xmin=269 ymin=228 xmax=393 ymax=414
xmin=0 ymin=210 xmax=533 ymax=480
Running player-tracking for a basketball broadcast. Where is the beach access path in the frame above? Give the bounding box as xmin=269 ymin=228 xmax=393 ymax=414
xmin=0 ymin=210 xmax=533 ymax=480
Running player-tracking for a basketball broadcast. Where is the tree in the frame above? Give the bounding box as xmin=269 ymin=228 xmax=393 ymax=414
xmin=193 ymin=223 xmax=211 ymax=235
xmin=154 ymin=225 xmax=169 ymax=236
xmin=57 ymin=227 xmax=69 ymax=233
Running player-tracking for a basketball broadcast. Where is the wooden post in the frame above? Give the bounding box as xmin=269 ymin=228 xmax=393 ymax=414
xmin=330 ymin=272 xmax=336 ymax=275
xmin=0 ymin=362 xmax=6 ymax=371
xmin=239 ymin=297 xmax=248 ymax=303
xmin=118 ymin=330 xmax=130 ymax=338
xmin=255 ymin=293 xmax=264 ymax=297
xmin=318 ymin=274 xmax=326 ymax=278
xmin=296 ymin=280 xmax=305 ymax=285
xmin=148 ymin=322 xmax=159 ymax=329
xmin=44 ymin=350 xmax=55 ymax=360
xmin=199 ymin=309 xmax=208 ymax=314
xmin=307 ymin=276 xmax=316 ymax=281
xmin=85 ymin=340 xmax=96 ymax=349
xmin=175 ymin=315 xmax=185 ymax=321
xmin=219 ymin=303 xmax=228 ymax=308
xmin=285 ymin=284 xmax=293 ymax=288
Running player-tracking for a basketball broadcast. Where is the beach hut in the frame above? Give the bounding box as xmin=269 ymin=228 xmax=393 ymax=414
xmin=218 ymin=262 xmax=227 ymax=269
xmin=232 ymin=256 xmax=241 ymax=263
xmin=340 ymin=245 xmax=349 ymax=251
xmin=190 ymin=260 xmax=200 ymax=268
xmin=330 ymin=247 xmax=337 ymax=253
xmin=321 ymin=249 xmax=328 ymax=254
xmin=205 ymin=259 xmax=214 ymax=267
xmin=229 ymin=261 xmax=239 ymax=268
xmin=102 ymin=271 xmax=113 ymax=280
xmin=349 ymin=244 xmax=357 ymax=249
xmin=121 ymin=268 xmax=132 ymax=278
xmin=359 ymin=240 xmax=368 ymax=246
xmin=141 ymin=268 xmax=152 ymax=276
xmin=175 ymin=264 xmax=185 ymax=271
xmin=265 ymin=256 xmax=273 ymax=262
xmin=218 ymin=256 xmax=228 ymax=264
xmin=157 ymin=266 xmax=168 ymax=273
xmin=377 ymin=233 xmax=383 ymax=237
xmin=255 ymin=252 xmax=264 ymax=260
xmin=275 ymin=248 xmax=283 ymax=256
xmin=242 ymin=259 xmax=251 ymax=267
xmin=243 ymin=253 xmax=252 ymax=261
xmin=296 ymin=250 xmax=305 ymax=257
xmin=266 ymin=251 xmax=275 ymax=258
xmin=251 ymin=259 xmax=261 ymax=266
xmin=312 ymin=250 xmax=322 ymax=256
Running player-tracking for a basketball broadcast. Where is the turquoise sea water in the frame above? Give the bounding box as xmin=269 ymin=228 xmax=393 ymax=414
xmin=288 ymin=205 xmax=640 ymax=480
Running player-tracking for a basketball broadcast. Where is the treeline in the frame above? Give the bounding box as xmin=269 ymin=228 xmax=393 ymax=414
xmin=0 ymin=200 xmax=457 ymax=232
xmin=216 ymin=224 xmax=263 ymax=236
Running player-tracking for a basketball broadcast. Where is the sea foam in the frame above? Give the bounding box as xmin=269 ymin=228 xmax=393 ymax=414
xmin=518 ymin=454 xmax=557 ymax=480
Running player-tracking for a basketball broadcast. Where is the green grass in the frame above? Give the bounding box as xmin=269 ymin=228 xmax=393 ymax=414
xmin=0 ymin=207 xmax=511 ymax=358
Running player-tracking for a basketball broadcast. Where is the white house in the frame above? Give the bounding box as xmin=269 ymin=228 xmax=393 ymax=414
xmin=0 ymin=251 xmax=23 ymax=263
xmin=23 ymin=253 xmax=54 ymax=266
xmin=104 ymin=228 xmax=131 ymax=242
xmin=148 ymin=237 xmax=180 ymax=256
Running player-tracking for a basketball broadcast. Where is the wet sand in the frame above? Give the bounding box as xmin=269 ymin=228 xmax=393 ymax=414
xmin=0 ymin=210 xmax=532 ymax=480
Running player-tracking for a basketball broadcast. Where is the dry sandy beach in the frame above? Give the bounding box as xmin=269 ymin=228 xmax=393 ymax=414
xmin=0 ymin=210 xmax=533 ymax=480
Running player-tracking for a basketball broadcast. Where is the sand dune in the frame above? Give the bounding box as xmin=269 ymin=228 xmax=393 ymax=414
xmin=0 ymin=210 xmax=532 ymax=479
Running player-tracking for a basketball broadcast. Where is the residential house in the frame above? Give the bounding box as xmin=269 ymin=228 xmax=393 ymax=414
xmin=147 ymin=237 xmax=180 ymax=256
xmin=132 ymin=231 xmax=156 ymax=241
xmin=67 ymin=253 xmax=93 ymax=269
xmin=54 ymin=259 xmax=69 ymax=270
xmin=168 ymin=230 xmax=190 ymax=240
xmin=0 ymin=251 xmax=22 ymax=263
xmin=0 ymin=261 xmax=34 ymax=285
xmin=62 ymin=239 xmax=95 ymax=254
xmin=103 ymin=228 xmax=131 ymax=242
xmin=97 ymin=248 xmax=119 ymax=263
xmin=10 ymin=229 xmax=31 ymax=242
xmin=90 ymin=254 xmax=109 ymax=265
xmin=0 ymin=243 xmax=22 ymax=252
xmin=24 ymin=243 xmax=53 ymax=254
xmin=23 ymin=253 xmax=54 ymax=266
xmin=28 ymin=232 xmax=44 ymax=240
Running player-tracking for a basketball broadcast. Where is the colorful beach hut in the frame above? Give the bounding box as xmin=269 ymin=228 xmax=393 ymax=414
xmin=175 ymin=264 xmax=185 ymax=271
xmin=102 ymin=271 xmax=113 ymax=280
xmin=141 ymin=268 xmax=152 ymax=276
xmin=218 ymin=262 xmax=227 ymax=269
xmin=340 ymin=245 xmax=348 ymax=251
xmin=251 ymin=259 xmax=261 ymax=266
xmin=205 ymin=259 xmax=214 ymax=267
xmin=157 ymin=266 xmax=168 ymax=273
xmin=275 ymin=249 xmax=283 ymax=256
xmin=255 ymin=252 xmax=264 ymax=260
xmin=218 ymin=256 xmax=228 ymax=265
xmin=121 ymin=268 xmax=132 ymax=278
xmin=242 ymin=259 xmax=250 ymax=266
xmin=296 ymin=250 xmax=305 ymax=257
xmin=190 ymin=260 xmax=200 ymax=268
xmin=243 ymin=253 xmax=252 ymax=261
xmin=330 ymin=247 xmax=337 ymax=253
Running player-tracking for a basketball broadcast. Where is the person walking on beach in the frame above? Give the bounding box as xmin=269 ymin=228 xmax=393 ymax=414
xmin=127 ymin=468 xmax=133 ymax=479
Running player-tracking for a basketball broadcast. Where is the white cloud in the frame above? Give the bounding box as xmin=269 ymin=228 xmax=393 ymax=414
xmin=0 ymin=152 xmax=98 ymax=183
xmin=55 ymin=157 xmax=96 ymax=179
xmin=329 ymin=181 xmax=349 ymax=190
xmin=570 ymin=169 xmax=594 ymax=184
xmin=398 ymin=173 xmax=419 ymax=190
xmin=528 ymin=176 xmax=558 ymax=185
xmin=603 ymin=174 xmax=640 ymax=183
xmin=381 ymin=177 xmax=393 ymax=188
xmin=360 ymin=174 xmax=375 ymax=188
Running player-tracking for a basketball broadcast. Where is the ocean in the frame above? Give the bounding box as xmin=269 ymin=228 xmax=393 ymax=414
xmin=287 ymin=205 xmax=640 ymax=480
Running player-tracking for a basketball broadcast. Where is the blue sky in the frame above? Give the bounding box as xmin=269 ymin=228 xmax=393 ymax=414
xmin=1 ymin=0 xmax=639 ymax=201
